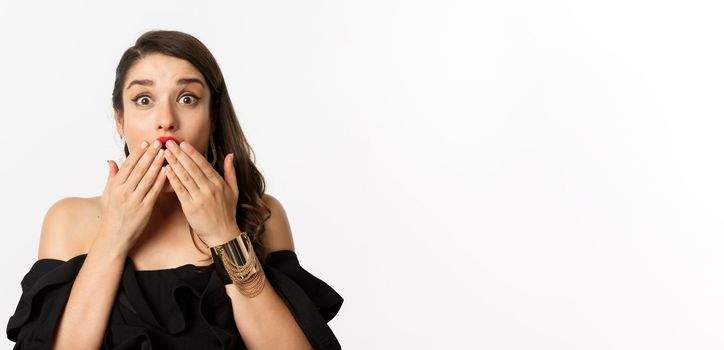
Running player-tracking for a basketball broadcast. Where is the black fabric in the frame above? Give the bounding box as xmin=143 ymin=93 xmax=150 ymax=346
xmin=6 ymin=250 xmax=343 ymax=349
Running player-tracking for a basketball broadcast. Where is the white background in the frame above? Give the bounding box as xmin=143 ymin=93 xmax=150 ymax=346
xmin=1 ymin=0 xmax=723 ymax=349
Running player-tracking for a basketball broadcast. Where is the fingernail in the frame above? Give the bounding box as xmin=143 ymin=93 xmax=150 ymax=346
xmin=230 ymin=153 xmax=234 ymax=161
xmin=141 ymin=141 xmax=149 ymax=148
xmin=153 ymin=140 xmax=161 ymax=149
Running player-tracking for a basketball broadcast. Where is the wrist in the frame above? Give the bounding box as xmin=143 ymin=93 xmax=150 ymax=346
xmin=204 ymin=227 xmax=243 ymax=248
xmin=90 ymin=232 xmax=130 ymax=259
xmin=210 ymin=231 xmax=266 ymax=297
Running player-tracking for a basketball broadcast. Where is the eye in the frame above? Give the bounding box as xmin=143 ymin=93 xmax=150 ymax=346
xmin=179 ymin=94 xmax=200 ymax=105
xmin=132 ymin=95 xmax=152 ymax=106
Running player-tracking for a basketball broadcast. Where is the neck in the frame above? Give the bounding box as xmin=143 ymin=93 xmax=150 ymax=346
xmin=154 ymin=192 xmax=183 ymax=217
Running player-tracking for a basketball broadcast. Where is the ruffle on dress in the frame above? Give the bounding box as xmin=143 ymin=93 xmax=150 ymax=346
xmin=6 ymin=250 xmax=343 ymax=350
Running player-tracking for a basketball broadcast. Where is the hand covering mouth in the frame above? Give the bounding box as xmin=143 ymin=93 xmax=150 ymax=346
xmin=156 ymin=136 xmax=180 ymax=167
xmin=156 ymin=136 xmax=180 ymax=149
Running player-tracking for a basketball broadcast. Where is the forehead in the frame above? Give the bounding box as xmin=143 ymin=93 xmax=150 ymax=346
xmin=125 ymin=53 xmax=206 ymax=86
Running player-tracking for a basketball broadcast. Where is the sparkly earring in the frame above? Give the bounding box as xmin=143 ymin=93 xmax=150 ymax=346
xmin=205 ymin=134 xmax=217 ymax=168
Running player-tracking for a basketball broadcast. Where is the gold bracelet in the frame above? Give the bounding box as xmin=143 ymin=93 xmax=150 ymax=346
xmin=210 ymin=231 xmax=266 ymax=298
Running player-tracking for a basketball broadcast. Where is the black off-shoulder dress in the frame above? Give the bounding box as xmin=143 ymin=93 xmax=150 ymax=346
xmin=6 ymin=250 xmax=343 ymax=349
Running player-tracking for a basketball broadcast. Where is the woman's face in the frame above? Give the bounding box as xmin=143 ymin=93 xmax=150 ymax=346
xmin=115 ymin=53 xmax=213 ymax=193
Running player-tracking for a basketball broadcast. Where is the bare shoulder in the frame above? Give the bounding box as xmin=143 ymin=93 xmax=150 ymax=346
xmin=261 ymin=193 xmax=295 ymax=253
xmin=37 ymin=196 xmax=100 ymax=261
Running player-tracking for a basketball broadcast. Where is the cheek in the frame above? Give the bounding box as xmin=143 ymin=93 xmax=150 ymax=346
xmin=186 ymin=131 xmax=211 ymax=152
xmin=123 ymin=115 xmax=149 ymax=134
xmin=122 ymin=124 xmax=148 ymax=153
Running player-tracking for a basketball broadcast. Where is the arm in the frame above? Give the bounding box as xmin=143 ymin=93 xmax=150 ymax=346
xmin=38 ymin=198 xmax=128 ymax=350
xmin=225 ymin=267 xmax=312 ymax=350
xmin=222 ymin=194 xmax=313 ymax=350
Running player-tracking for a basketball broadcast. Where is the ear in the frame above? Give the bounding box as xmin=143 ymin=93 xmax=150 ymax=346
xmin=114 ymin=110 xmax=124 ymax=137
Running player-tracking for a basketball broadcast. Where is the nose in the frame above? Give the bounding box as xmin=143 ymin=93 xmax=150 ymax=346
xmin=155 ymin=100 xmax=177 ymax=132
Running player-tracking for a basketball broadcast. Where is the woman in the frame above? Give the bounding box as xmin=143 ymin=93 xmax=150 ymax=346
xmin=6 ymin=30 xmax=343 ymax=349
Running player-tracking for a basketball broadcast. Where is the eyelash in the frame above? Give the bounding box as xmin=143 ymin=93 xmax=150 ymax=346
xmin=131 ymin=93 xmax=201 ymax=106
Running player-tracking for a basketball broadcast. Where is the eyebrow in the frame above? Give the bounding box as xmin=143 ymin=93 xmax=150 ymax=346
xmin=126 ymin=78 xmax=206 ymax=90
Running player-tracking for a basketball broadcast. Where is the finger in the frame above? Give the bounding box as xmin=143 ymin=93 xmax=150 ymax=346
xmin=164 ymin=142 xmax=202 ymax=197
xmin=108 ymin=160 xmax=119 ymax=176
xmin=163 ymin=164 xmax=193 ymax=204
xmin=106 ymin=160 xmax=119 ymax=182
xmin=141 ymin=165 xmax=168 ymax=207
xmin=105 ymin=159 xmax=119 ymax=192
xmin=165 ymin=140 xmax=212 ymax=190
xmin=177 ymin=140 xmax=224 ymax=185
xmin=134 ymin=149 xmax=165 ymax=195
xmin=125 ymin=140 xmax=163 ymax=190
xmin=224 ymin=153 xmax=239 ymax=199
xmin=116 ymin=140 xmax=150 ymax=184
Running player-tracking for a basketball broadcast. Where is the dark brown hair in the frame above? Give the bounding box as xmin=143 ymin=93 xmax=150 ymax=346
xmin=111 ymin=30 xmax=272 ymax=262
